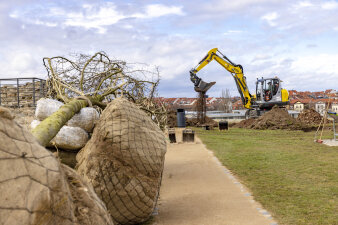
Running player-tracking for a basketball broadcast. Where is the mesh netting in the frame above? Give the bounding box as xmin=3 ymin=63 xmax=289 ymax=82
xmin=76 ymin=98 xmax=167 ymax=225
xmin=0 ymin=106 xmax=113 ymax=225
xmin=61 ymin=164 xmax=114 ymax=225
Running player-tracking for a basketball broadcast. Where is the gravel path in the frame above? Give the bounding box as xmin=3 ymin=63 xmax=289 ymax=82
xmin=154 ymin=136 xmax=278 ymax=225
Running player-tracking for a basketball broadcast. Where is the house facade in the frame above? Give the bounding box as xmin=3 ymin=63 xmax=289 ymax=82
xmin=332 ymin=103 xmax=338 ymax=113
xmin=294 ymin=101 xmax=304 ymax=112
xmin=315 ymin=101 xmax=326 ymax=115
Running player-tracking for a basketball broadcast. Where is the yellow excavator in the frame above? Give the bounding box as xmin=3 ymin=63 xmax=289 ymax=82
xmin=190 ymin=48 xmax=289 ymax=118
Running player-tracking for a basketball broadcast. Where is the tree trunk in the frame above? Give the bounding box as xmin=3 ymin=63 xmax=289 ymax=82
xmin=32 ymin=99 xmax=89 ymax=147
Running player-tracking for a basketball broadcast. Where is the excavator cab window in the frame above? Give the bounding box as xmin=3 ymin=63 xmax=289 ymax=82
xmin=272 ymin=79 xmax=279 ymax=95
xmin=256 ymin=80 xmax=263 ymax=101
xmin=263 ymin=79 xmax=273 ymax=102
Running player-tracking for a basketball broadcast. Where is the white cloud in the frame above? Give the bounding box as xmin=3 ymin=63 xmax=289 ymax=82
xmin=223 ymin=30 xmax=242 ymax=35
xmin=49 ymin=7 xmax=65 ymax=16
xmin=34 ymin=20 xmax=57 ymax=27
xmin=201 ymin=0 xmax=282 ymax=13
xmin=261 ymin=12 xmax=279 ymax=26
xmin=9 ymin=11 xmax=18 ymax=18
xmin=63 ymin=3 xmax=126 ymax=34
xmin=291 ymin=53 xmax=338 ymax=74
xmin=294 ymin=1 xmax=313 ymax=9
xmin=321 ymin=1 xmax=338 ymax=10
xmin=0 ymin=51 xmax=41 ymax=77
xmin=134 ymin=4 xmax=184 ymax=18
xmin=10 ymin=10 xmax=58 ymax=28
xmin=251 ymin=54 xmax=272 ymax=62
xmin=9 ymin=3 xmax=184 ymax=34
xmin=2 ymin=0 xmax=338 ymax=96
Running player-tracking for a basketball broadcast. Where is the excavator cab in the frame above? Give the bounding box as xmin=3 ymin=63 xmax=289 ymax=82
xmin=255 ymin=77 xmax=287 ymax=109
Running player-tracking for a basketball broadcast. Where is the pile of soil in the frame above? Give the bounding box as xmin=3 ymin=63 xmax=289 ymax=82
xmin=296 ymin=109 xmax=322 ymax=125
xmin=234 ymin=107 xmax=309 ymax=130
xmin=233 ymin=118 xmax=256 ymax=128
xmin=167 ymin=111 xmax=177 ymax=128
xmin=166 ymin=111 xmax=218 ymax=128
xmin=186 ymin=116 xmax=218 ymax=128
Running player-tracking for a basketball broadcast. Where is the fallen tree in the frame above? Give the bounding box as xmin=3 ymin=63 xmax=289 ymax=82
xmin=32 ymin=52 xmax=166 ymax=146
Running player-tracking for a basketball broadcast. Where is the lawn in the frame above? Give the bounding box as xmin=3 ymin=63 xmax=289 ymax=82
xmin=195 ymin=128 xmax=338 ymax=225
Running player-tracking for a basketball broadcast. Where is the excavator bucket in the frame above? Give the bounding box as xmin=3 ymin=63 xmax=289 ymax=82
xmin=194 ymin=80 xmax=216 ymax=93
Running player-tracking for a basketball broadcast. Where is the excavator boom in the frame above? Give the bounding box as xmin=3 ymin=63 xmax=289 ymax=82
xmin=190 ymin=48 xmax=253 ymax=109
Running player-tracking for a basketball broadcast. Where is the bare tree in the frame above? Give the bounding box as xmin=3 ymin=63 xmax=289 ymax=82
xmin=32 ymin=52 xmax=167 ymax=146
xmin=216 ymin=89 xmax=232 ymax=112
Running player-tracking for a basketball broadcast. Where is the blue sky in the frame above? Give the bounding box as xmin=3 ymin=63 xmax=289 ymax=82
xmin=0 ymin=0 xmax=337 ymax=97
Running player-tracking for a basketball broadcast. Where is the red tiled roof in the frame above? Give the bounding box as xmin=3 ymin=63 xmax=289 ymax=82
xmin=290 ymin=98 xmax=314 ymax=104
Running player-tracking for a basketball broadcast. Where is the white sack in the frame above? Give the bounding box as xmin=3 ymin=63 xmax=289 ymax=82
xmin=35 ymin=98 xmax=64 ymax=121
xmin=35 ymin=98 xmax=99 ymax=132
xmin=67 ymin=107 xmax=99 ymax=132
xmin=30 ymin=120 xmax=89 ymax=151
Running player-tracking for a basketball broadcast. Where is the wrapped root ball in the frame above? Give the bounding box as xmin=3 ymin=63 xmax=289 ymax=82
xmin=0 ymin=106 xmax=113 ymax=225
xmin=76 ymin=98 xmax=166 ymax=224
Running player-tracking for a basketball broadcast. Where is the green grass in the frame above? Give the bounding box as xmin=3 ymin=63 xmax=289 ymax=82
xmin=195 ymin=128 xmax=338 ymax=225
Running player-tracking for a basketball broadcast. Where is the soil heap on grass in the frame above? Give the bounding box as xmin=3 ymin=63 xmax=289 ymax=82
xmin=167 ymin=111 xmax=218 ymax=128
xmin=296 ymin=109 xmax=322 ymax=125
xmin=233 ymin=118 xmax=256 ymax=128
xmin=167 ymin=110 xmax=177 ymax=128
xmin=186 ymin=116 xmax=218 ymax=128
xmin=234 ymin=107 xmax=307 ymax=130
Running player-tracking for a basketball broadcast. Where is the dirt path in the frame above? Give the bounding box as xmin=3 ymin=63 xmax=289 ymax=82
xmin=154 ymin=136 xmax=278 ymax=225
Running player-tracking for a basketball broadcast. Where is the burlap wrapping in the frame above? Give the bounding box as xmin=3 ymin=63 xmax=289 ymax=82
xmin=61 ymin=164 xmax=114 ymax=225
xmin=76 ymin=98 xmax=167 ymax=225
xmin=0 ymin=107 xmax=113 ymax=225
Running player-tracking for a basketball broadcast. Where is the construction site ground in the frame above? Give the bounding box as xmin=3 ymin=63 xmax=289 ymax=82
xmin=154 ymin=129 xmax=277 ymax=225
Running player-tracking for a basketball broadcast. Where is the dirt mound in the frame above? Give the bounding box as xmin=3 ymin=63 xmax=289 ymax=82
xmin=167 ymin=111 xmax=218 ymax=128
xmin=234 ymin=107 xmax=308 ymax=130
xmin=296 ymin=109 xmax=322 ymax=125
xmin=186 ymin=116 xmax=218 ymax=128
xmin=167 ymin=111 xmax=177 ymax=128
xmin=233 ymin=118 xmax=256 ymax=128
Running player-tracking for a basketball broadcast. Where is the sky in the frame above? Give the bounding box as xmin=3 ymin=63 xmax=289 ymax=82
xmin=0 ymin=0 xmax=337 ymax=97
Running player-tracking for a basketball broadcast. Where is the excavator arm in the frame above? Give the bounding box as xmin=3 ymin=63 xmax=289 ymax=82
xmin=190 ymin=48 xmax=253 ymax=109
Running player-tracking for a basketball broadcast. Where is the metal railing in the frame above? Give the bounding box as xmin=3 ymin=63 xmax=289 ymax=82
xmin=0 ymin=77 xmax=46 ymax=108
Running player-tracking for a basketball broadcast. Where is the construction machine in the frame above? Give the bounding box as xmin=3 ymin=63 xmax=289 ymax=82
xmin=190 ymin=48 xmax=289 ymax=118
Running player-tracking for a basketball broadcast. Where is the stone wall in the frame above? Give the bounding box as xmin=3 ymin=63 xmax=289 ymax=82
xmin=0 ymin=79 xmax=46 ymax=108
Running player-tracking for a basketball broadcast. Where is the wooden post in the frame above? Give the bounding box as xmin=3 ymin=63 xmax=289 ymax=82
xmin=33 ymin=78 xmax=36 ymax=106
xmin=16 ymin=78 xmax=20 ymax=108
xmin=0 ymin=81 xmax=2 ymax=106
